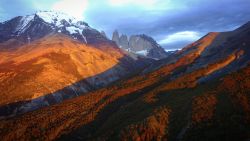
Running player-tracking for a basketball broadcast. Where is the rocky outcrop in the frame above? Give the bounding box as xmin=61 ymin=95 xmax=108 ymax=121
xmin=112 ymin=31 xmax=168 ymax=59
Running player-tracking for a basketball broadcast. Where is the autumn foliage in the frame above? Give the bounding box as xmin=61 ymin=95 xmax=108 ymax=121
xmin=192 ymin=94 xmax=217 ymax=123
xmin=120 ymin=107 xmax=170 ymax=141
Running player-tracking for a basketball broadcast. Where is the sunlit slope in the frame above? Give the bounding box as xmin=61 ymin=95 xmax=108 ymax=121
xmin=0 ymin=33 xmax=135 ymax=108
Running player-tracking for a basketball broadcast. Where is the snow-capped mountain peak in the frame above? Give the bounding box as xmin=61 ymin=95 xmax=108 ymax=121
xmin=35 ymin=11 xmax=90 ymax=43
xmin=0 ymin=11 xmax=108 ymax=44
xmin=13 ymin=11 xmax=90 ymax=36
xmin=36 ymin=11 xmax=79 ymax=26
xmin=35 ymin=11 xmax=90 ymax=30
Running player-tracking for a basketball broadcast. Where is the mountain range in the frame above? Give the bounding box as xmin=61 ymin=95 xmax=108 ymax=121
xmin=0 ymin=11 xmax=249 ymax=141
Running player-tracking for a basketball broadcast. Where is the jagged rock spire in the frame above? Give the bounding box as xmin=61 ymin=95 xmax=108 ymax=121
xmin=112 ymin=30 xmax=120 ymax=45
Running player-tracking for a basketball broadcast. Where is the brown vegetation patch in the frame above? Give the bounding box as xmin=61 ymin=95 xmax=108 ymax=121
xmin=192 ymin=93 xmax=217 ymax=123
xmin=119 ymin=106 xmax=171 ymax=141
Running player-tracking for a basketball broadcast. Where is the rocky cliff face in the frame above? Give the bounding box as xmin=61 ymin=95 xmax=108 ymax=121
xmin=129 ymin=34 xmax=168 ymax=59
xmin=119 ymin=34 xmax=129 ymax=49
xmin=112 ymin=31 xmax=168 ymax=59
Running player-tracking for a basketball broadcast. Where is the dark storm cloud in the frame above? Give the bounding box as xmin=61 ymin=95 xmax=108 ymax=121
xmin=85 ymin=0 xmax=250 ymax=49
xmin=154 ymin=0 xmax=250 ymax=35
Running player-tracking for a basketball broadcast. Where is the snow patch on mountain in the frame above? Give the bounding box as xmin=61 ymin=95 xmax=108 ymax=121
xmin=15 ymin=15 xmax=35 ymax=35
xmin=81 ymin=34 xmax=88 ymax=43
xmin=35 ymin=11 xmax=90 ymax=43
xmin=66 ymin=26 xmax=83 ymax=34
xmin=135 ymin=50 xmax=149 ymax=56
xmin=13 ymin=11 xmax=90 ymax=36
xmin=36 ymin=11 xmax=78 ymax=26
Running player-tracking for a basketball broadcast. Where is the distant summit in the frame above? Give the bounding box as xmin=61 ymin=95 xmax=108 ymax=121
xmin=112 ymin=30 xmax=169 ymax=59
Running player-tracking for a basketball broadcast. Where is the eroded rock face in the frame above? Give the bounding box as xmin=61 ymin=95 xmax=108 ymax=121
xmin=112 ymin=31 xmax=168 ymax=59
xmin=119 ymin=34 xmax=129 ymax=49
xmin=129 ymin=34 xmax=168 ymax=59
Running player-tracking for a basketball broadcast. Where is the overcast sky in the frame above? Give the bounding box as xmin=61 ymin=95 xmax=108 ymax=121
xmin=0 ymin=0 xmax=250 ymax=50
